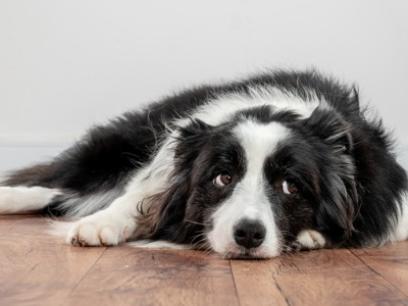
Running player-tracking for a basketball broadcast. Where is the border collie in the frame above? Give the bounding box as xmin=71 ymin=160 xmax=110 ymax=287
xmin=1 ymin=70 xmax=407 ymax=259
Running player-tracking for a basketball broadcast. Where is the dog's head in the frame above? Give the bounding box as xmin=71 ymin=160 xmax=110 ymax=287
xmin=150 ymin=106 xmax=357 ymax=258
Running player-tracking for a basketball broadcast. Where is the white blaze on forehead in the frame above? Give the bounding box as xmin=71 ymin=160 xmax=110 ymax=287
xmin=234 ymin=120 xmax=290 ymax=177
xmin=231 ymin=120 xmax=290 ymax=223
xmin=207 ymin=120 xmax=291 ymax=258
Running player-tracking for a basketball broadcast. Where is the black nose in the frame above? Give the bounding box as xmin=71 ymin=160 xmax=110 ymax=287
xmin=233 ymin=219 xmax=266 ymax=249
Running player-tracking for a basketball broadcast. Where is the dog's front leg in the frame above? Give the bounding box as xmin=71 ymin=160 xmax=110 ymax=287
xmin=65 ymin=138 xmax=176 ymax=247
xmin=66 ymin=179 xmax=170 ymax=247
xmin=66 ymin=191 xmax=142 ymax=246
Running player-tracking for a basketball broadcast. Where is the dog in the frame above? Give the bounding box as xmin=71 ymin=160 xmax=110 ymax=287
xmin=1 ymin=70 xmax=407 ymax=259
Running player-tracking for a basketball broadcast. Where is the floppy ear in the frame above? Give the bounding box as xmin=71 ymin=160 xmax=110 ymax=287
xmin=316 ymin=174 xmax=358 ymax=243
xmin=303 ymin=109 xmax=358 ymax=242
xmin=136 ymin=119 xmax=213 ymax=243
xmin=172 ymin=119 xmax=214 ymax=173
xmin=150 ymin=176 xmax=198 ymax=242
xmin=304 ymin=109 xmax=353 ymax=154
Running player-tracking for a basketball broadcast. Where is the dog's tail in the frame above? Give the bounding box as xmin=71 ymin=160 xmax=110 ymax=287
xmin=0 ymin=163 xmax=121 ymax=218
xmin=0 ymin=163 xmax=59 ymax=213
xmin=1 ymin=162 xmax=58 ymax=186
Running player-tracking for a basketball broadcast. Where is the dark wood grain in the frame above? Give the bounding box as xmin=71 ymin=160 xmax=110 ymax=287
xmin=0 ymin=216 xmax=407 ymax=306
xmin=0 ymin=216 xmax=106 ymax=306
xmin=351 ymin=243 xmax=408 ymax=296
xmin=66 ymin=247 xmax=240 ymax=306
xmin=230 ymin=259 xmax=288 ymax=306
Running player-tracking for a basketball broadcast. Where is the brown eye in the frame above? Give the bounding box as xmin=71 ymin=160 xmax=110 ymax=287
xmin=282 ymin=180 xmax=298 ymax=195
xmin=213 ymin=174 xmax=232 ymax=187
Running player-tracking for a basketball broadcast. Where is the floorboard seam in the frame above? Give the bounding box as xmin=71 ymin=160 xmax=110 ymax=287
xmin=67 ymin=247 xmax=108 ymax=296
xmin=271 ymin=274 xmax=291 ymax=306
xmin=229 ymin=261 xmax=243 ymax=306
xmin=349 ymin=249 xmax=408 ymax=298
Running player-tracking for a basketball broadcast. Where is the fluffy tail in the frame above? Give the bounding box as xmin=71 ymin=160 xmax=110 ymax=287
xmin=0 ymin=163 xmax=61 ymax=214
xmin=0 ymin=163 xmax=122 ymax=217
xmin=1 ymin=163 xmax=57 ymax=187
xmin=0 ymin=185 xmax=61 ymax=214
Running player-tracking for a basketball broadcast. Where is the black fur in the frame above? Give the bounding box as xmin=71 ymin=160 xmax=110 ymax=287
xmin=3 ymin=69 xmax=407 ymax=249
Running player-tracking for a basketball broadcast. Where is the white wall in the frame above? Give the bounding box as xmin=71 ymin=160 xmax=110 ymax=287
xmin=1 ymin=0 xmax=407 ymax=171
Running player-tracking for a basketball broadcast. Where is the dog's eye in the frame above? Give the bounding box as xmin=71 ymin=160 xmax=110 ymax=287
xmin=282 ymin=180 xmax=298 ymax=195
xmin=213 ymin=174 xmax=232 ymax=187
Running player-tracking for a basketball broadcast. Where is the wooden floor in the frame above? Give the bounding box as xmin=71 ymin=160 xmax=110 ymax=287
xmin=0 ymin=216 xmax=407 ymax=306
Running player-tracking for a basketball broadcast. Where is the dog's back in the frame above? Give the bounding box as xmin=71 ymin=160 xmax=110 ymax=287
xmin=1 ymin=70 xmax=360 ymax=217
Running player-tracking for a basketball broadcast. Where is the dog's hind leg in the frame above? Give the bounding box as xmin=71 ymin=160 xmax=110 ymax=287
xmin=0 ymin=186 xmax=61 ymax=214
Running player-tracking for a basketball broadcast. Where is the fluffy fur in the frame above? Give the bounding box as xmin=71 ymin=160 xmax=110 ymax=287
xmin=1 ymin=70 xmax=407 ymax=258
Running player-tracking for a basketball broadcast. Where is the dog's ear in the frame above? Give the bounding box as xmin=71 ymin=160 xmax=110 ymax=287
xmin=315 ymin=173 xmax=358 ymax=244
xmin=304 ymin=108 xmax=353 ymax=154
xmin=150 ymin=175 xmax=191 ymax=239
xmin=148 ymin=171 xmax=204 ymax=243
xmin=175 ymin=119 xmax=213 ymax=167
xmin=303 ymin=109 xmax=358 ymax=243
xmin=143 ymin=120 xmax=213 ymax=243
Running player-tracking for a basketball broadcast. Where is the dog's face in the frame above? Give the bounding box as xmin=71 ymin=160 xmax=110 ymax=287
xmin=155 ymin=108 xmax=357 ymax=258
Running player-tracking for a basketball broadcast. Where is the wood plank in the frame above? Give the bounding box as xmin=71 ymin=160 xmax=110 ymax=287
xmin=231 ymin=259 xmax=288 ymax=306
xmin=351 ymin=243 xmax=408 ymax=296
xmin=66 ymin=247 xmax=240 ymax=306
xmin=231 ymin=249 xmax=365 ymax=306
xmin=1 ymin=216 xmax=408 ymax=306
xmin=271 ymin=249 xmax=408 ymax=306
xmin=0 ymin=216 xmax=106 ymax=306
xmin=270 ymin=248 xmax=365 ymax=274
xmin=274 ymin=268 xmax=407 ymax=306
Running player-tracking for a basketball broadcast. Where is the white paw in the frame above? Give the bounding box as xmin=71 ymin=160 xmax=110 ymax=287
xmin=67 ymin=212 xmax=136 ymax=247
xmin=296 ymin=229 xmax=326 ymax=250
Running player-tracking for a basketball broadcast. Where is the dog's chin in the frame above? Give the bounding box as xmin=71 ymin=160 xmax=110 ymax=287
xmin=218 ymin=245 xmax=280 ymax=260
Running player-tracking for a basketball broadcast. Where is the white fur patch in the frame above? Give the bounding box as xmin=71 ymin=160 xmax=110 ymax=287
xmin=207 ymin=120 xmax=290 ymax=258
xmin=296 ymin=229 xmax=326 ymax=249
xmin=57 ymin=189 xmax=122 ymax=218
xmin=65 ymin=205 xmax=137 ymax=246
xmin=0 ymin=186 xmax=60 ymax=213
xmin=176 ymin=86 xmax=323 ymax=128
xmin=390 ymin=193 xmax=408 ymax=242
xmin=247 ymin=85 xmax=322 ymax=118
xmin=48 ymin=220 xmax=74 ymax=238
xmin=128 ymin=240 xmax=191 ymax=250
xmin=49 ymin=220 xmax=190 ymax=250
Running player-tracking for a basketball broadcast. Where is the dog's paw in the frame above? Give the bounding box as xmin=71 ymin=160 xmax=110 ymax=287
xmin=296 ymin=229 xmax=326 ymax=250
xmin=67 ymin=212 xmax=135 ymax=247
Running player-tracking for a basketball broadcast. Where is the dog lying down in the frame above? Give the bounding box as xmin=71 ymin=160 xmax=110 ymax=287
xmin=0 ymin=70 xmax=407 ymax=259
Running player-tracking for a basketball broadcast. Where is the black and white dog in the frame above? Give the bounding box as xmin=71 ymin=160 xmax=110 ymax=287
xmin=1 ymin=70 xmax=407 ymax=258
